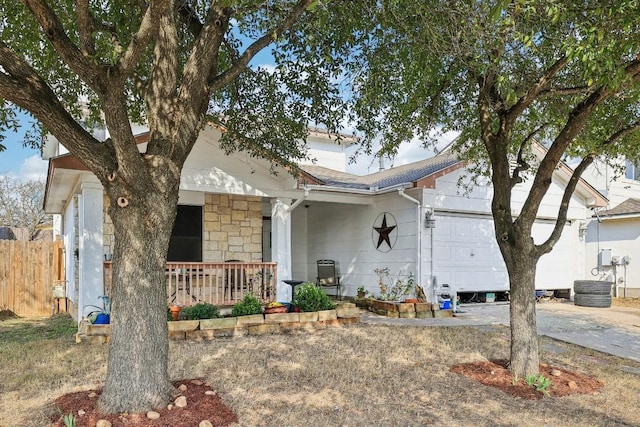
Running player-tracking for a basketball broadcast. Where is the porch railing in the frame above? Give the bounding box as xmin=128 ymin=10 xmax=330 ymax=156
xmin=103 ymin=261 xmax=278 ymax=307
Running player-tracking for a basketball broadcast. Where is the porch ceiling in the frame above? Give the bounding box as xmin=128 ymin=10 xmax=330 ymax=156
xmin=44 ymin=155 xmax=89 ymax=213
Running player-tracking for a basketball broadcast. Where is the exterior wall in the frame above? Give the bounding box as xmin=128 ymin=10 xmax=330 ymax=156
xmin=420 ymin=169 xmax=589 ymax=294
xmin=203 ymin=194 xmax=262 ymax=262
xmin=300 ymin=138 xmax=348 ymax=172
xmin=582 ymin=159 xmax=640 ymax=207
xmin=103 ymin=195 xmax=115 ymax=259
xmin=585 ymin=218 xmax=640 ymax=297
xmin=102 ymin=192 xmax=263 ymax=262
xmin=304 ymin=192 xmax=418 ymax=297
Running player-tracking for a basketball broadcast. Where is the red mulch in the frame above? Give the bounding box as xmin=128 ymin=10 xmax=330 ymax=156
xmin=51 ymin=379 xmax=238 ymax=427
xmin=450 ymin=360 xmax=603 ymax=399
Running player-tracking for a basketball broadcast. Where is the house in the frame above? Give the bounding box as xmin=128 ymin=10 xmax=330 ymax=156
xmin=581 ymin=159 xmax=640 ymax=298
xmin=43 ymin=125 xmax=607 ymax=321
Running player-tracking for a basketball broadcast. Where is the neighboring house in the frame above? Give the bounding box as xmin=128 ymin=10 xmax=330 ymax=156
xmin=0 ymin=227 xmax=52 ymax=241
xmin=582 ymin=159 xmax=640 ymax=298
xmin=43 ymin=126 xmax=607 ymax=321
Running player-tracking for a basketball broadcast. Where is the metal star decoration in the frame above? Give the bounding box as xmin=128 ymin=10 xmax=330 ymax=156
xmin=374 ymin=213 xmax=397 ymax=250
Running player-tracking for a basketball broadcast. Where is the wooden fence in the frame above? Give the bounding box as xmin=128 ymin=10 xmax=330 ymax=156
xmin=0 ymin=236 xmax=65 ymax=317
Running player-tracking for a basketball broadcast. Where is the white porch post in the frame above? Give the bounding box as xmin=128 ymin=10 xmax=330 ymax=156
xmin=271 ymin=197 xmax=292 ymax=301
xmin=78 ymin=183 xmax=104 ymax=319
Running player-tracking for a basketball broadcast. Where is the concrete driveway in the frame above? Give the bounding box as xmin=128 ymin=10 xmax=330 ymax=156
xmin=359 ymin=300 xmax=640 ymax=363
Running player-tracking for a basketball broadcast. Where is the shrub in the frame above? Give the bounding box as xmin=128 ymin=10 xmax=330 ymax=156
xmin=231 ymin=294 xmax=263 ymax=317
xmin=374 ymin=268 xmax=414 ymax=301
xmin=291 ymin=282 xmax=335 ymax=312
xmin=181 ymin=303 xmax=220 ymax=320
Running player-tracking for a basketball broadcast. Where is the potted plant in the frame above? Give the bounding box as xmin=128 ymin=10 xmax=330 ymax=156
xmin=264 ymin=301 xmax=288 ymax=314
xmin=169 ymin=305 xmax=182 ymax=321
xmin=356 ymin=286 xmax=367 ymax=299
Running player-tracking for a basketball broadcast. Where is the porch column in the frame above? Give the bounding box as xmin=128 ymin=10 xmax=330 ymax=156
xmin=271 ymin=197 xmax=292 ymax=301
xmin=78 ymin=182 xmax=104 ymax=319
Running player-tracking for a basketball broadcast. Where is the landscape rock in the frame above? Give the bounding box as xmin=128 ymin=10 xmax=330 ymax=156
xmin=178 ymin=384 xmax=188 ymax=392
xmin=191 ymin=379 xmax=204 ymax=386
xmin=568 ymin=381 xmax=579 ymax=390
xmin=96 ymin=420 xmax=112 ymax=427
xmin=146 ymin=411 xmax=161 ymax=420
xmin=550 ymin=369 xmax=562 ymax=377
xmin=205 ymin=390 xmax=216 ymax=396
xmin=175 ymin=395 xmax=188 ymax=408
xmin=77 ymin=409 xmax=85 ymax=416
xmin=199 ymin=421 xmax=214 ymax=427
xmin=88 ymin=392 xmax=97 ymax=398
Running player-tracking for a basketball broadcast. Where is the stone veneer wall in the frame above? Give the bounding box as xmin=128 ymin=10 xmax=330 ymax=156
xmin=203 ymin=194 xmax=263 ymax=262
xmin=102 ymin=193 xmax=263 ymax=262
xmin=103 ymin=194 xmax=114 ymax=258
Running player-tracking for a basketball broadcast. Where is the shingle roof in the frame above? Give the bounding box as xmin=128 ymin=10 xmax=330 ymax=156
xmin=301 ymin=152 xmax=461 ymax=190
xmin=598 ymin=198 xmax=640 ymax=218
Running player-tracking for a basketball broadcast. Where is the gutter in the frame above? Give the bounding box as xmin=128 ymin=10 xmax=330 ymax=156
xmin=302 ymin=182 xmax=414 ymax=196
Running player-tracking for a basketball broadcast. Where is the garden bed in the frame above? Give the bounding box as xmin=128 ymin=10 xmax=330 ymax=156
xmin=75 ymin=303 xmax=360 ymax=343
xmin=355 ymin=298 xmax=453 ymax=318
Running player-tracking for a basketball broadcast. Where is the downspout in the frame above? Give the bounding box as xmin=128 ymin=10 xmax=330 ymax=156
xmin=398 ymin=189 xmax=422 ymax=296
xmin=287 ymin=188 xmax=310 ymax=212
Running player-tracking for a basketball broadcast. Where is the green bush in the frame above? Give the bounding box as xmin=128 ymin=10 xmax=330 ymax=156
xmin=291 ymin=282 xmax=335 ymax=312
xmin=231 ymin=294 xmax=263 ymax=317
xmin=180 ymin=303 xmax=220 ymax=320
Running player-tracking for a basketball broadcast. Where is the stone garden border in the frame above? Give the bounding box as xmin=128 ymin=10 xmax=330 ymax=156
xmin=355 ymin=298 xmax=453 ymax=319
xmin=75 ymin=303 xmax=360 ymax=344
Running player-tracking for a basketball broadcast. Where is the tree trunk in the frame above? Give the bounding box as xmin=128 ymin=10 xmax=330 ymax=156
xmin=505 ymin=251 xmax=539 ymax=378
xmin=98 ymin=184 xmax=179 ymax=413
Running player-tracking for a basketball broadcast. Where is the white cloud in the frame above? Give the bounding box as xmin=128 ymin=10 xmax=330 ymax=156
xmin=345 ymin=130 xmax=460 ymax=176
xmin=17 ymin=155 xmax=48 ymax=182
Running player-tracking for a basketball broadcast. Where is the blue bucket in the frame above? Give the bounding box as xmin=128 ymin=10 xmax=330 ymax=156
xmin=440 ymin=299 xmax=451 ymax=310
xmin=94 ymin=313 xmax=110 ymax=324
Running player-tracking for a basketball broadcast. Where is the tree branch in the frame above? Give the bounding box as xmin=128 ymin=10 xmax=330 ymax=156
xmin=539 ymin=85 xmax=592 ymax=97
xmin=119 ymin=1 xmax=167 ymax=75
xmin=505 ymin=56 xmax=568 ymax=126
xmin=510 ymin=123 xmax=547 ymax=189
xmin=0 ymin=47 xmax=113 ymax=178
xmin=75 ymin=0 xmax=96 ymax=57
xmin=20 ymin=0 xmax=106 ymax=92
xmin=519 ymin=60 xmax=640 ymax=223
xmin=535 ymin=152 xmax=595 ymax=256
xmin=208 ymin=0 xmax=315 ymax=91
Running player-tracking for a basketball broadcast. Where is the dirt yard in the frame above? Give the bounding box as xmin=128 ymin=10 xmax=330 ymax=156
xmin=2 ymin=312 xmax=640 ymax=426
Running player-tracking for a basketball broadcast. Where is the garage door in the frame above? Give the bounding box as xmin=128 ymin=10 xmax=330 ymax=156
xmin=431 ymin=214 xmax=575 ymax=293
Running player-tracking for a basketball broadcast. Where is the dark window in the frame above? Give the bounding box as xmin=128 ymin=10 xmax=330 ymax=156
xmin=167 ymin=205 xmax=202 ymax=262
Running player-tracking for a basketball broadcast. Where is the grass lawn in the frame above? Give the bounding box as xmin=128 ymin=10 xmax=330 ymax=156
xmin=1 ymin=313 xmax=640 ymax=426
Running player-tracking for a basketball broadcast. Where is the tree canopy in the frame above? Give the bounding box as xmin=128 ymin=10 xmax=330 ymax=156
xmin=0 ymin=0 xmax=346 ymax=413
xmin=0 ymin=176 xmax=50 ymax=240
xmin=288 ymin=0 xmax=640 ymax=376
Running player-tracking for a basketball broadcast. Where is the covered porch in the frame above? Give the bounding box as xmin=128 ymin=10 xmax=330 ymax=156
xmin=103 ymin=261 xmax=278 ymax=307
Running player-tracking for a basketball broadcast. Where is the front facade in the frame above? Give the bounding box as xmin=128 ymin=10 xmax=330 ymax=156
xmin=44 ymin=126 xmax=609 ymax=321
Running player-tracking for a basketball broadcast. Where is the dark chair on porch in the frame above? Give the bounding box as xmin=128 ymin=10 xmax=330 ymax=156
xmin=316 ymin=259 xmax=341 ymax=300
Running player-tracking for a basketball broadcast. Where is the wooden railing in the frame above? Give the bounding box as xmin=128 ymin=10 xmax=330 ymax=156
xmin=103 ymin=261 xmax=277 ymax=307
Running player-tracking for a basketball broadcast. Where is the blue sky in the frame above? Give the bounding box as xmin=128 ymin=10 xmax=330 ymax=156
xmin=0 ymin=111 xmax=48 ymax=181
xmin=0 ymin=41 xmax=456 ymax=181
